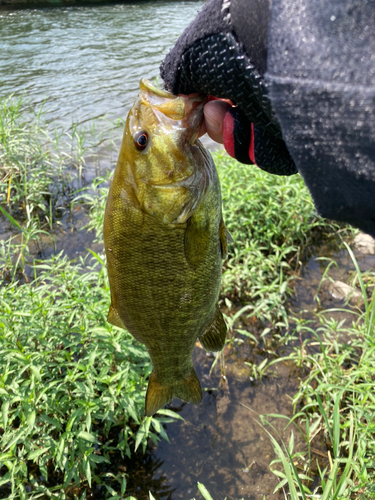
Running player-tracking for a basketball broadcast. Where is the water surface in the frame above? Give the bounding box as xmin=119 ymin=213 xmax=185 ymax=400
xmin=0 ymin=1 xmax=205 ymax=127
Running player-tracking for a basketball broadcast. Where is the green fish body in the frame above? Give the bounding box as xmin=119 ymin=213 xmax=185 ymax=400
xmin=103 ymin=79 xmax=229 ymax=416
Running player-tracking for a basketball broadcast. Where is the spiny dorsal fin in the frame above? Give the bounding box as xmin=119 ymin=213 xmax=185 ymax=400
xmin=199 ymin=304 xmax=227 ymax=352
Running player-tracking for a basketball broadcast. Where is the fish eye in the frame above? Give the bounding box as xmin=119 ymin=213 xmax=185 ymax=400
xmin=134 ymin=131 xmax=148 ymax=151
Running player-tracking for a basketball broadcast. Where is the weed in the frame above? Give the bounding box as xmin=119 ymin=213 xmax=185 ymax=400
xmin=0 ymin=252 xmax=181 ymax=498
xmin=0 ymin=95 xmax=75 ymax=225
xmin=0 ymin=94 xmax=116 ymax=230
xmin=262 ymin=245 xmax=375 ymax=498
xmin=217 ymin=151 xmax=336 ymax=322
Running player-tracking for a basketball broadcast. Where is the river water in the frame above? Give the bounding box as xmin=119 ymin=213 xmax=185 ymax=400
xmin=0 ymin=1 xmax=204 ymax=127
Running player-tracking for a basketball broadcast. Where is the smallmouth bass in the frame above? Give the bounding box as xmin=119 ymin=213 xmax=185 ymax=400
xmin=103 ymin=79 xmax=230 ymax=416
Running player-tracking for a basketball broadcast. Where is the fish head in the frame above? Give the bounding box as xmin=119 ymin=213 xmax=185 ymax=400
xmin=117 ymin=79 xmax=209 ymax=223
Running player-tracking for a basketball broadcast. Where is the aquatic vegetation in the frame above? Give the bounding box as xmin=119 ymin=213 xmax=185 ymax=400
xmin=0 ymin=94 xmax=115 ymax=229
xmin=0 ymin=95 xmax=80 ymax=226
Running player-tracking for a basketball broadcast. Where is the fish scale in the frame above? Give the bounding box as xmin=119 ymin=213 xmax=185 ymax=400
xmin=104 ymin=79 xmax=229 ymax=416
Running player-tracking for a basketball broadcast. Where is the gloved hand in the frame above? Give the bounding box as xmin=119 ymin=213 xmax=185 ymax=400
xmin=160 ymin=0 xmax=297 ymax=176
xmin=161 ymin=0 xmax=375 ymax=238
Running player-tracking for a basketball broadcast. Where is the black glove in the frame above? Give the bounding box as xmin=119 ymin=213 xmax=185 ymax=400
xmin=160 ymin=0 xmax=297 ymax=176
xmin=162 ymin=0 xmax=375 ymax=238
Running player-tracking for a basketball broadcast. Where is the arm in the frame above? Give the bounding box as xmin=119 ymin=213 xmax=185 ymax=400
xmin=161 ymin=0 xmax=375 ymax=237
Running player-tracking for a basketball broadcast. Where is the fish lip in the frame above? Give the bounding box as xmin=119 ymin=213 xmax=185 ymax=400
xmin=139 ymin=79 xmax=207 ymax=143
xmin=140 ymin=78 xmax=207 ymax=108
xmin=140 ymin=78 xmax=173 ymax=98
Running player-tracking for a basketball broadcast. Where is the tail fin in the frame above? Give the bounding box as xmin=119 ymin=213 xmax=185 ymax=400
xmin=145 ymin=372 xmax=174 ymax=417
xmin=173 ymin=367 xmax=202 ymax=406
xmin=145 ymin=368 xmax=202 ymax=417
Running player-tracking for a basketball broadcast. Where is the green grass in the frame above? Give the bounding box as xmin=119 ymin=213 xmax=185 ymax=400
xmin=0 ymin=94 xmax=120 ymax=229
xmin=0 ymin=95 xmax=82 ymax=226
xmin=259 ymin=245 xmax=375 ymax=499
xmin=0 ymin=252 xmax=181 ymax=499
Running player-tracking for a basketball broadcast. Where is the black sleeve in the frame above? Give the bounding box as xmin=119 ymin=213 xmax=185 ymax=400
xmin=266 ymin=0 xmax=375 ymax=237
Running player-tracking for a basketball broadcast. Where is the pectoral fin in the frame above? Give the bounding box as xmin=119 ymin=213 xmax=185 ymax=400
xmin=199 ymin=304 xmax=227 ymax=352
xmin=184 ymin=216 xmax=210 ymax=268
xmin=219 ymin=217 xmax=233 ymax=260
xmin=107 ymin=305 xmax=126 ymax=330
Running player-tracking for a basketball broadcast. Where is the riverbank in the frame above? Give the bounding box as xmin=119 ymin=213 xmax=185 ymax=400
xmin=1 ymin=95 xmax=374 ymax=499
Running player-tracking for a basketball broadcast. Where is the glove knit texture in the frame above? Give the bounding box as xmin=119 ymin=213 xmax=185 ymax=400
xmin=266 ymin=0 xmax=375 ymax=236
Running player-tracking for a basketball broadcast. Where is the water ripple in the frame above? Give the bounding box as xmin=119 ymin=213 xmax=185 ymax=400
xmin=0 ymin=0 xmax=204 ymax=127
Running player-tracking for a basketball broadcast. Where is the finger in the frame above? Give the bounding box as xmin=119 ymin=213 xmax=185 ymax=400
xmin=203 ymin=100 xmax=232 ymax=143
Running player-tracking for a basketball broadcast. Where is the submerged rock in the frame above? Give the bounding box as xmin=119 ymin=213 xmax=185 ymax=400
xmin=353 ymin=233 xmax=375 ymax=255
xmin=327 ymin=280 xmax=363 ymax=306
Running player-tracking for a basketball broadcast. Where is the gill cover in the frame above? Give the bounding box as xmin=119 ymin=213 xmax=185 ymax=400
xmin=126 ymin=79 xmax=213 ymax=224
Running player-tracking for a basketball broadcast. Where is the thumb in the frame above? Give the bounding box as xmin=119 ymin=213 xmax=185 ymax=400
xmin=203 ymin=100 xmax=232 ymax=144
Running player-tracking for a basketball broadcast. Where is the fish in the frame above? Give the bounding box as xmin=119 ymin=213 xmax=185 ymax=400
xmin=103 ymin=79 xmax=230 ymax=416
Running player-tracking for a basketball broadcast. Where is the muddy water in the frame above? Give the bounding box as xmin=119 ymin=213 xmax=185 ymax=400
xmin=134 ymin=353 xmax=296 ymax=500
xmin=291 ymin=239 xmax=375 ymax=322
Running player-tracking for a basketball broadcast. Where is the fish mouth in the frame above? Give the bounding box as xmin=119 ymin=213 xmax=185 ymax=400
xmin=139 ymin=79 xmax=206 ymax=143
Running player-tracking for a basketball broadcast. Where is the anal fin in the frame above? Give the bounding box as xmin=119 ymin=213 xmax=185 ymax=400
xmin=199 ymin=304 xmax=227 ymax=352
xmin=107 ymin=305 xmax=126 ymax=330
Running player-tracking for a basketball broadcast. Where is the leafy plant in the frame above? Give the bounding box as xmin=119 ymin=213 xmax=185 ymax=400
xmin=0 ymin=252 xmax=181 ymax=498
